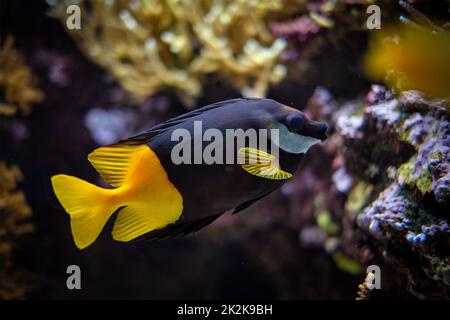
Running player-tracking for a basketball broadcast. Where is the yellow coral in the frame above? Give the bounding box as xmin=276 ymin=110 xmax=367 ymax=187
xmin=355 ymin=271 xmax=375 ymax=300
xmin=51 ymin=0 xmax=287 ymax=107
xmin=0 ymin=36 xmax=44 ymax=116
xmin=0 ymin=162 xmax=34 ymax=299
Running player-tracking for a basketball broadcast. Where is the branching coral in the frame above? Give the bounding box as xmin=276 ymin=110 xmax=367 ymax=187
xmin=0 ymin=36 xmax=44 ymax=116
xmin=0 ymin=162 xmax=34 ymax=299
xmin=355 ymin=271 xmax=375 ymax=300
xmin=0 ymin=37 xmax=37 ymax=299
xmin=50 ymin=0 xmax=288 ymax=107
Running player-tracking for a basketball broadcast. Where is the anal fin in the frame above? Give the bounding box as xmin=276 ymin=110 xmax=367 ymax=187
xmin=112 ymin=206 xmax=176 ymax=242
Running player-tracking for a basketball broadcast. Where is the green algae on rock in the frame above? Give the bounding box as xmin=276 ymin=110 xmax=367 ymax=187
xmin=340 ymin=88 xmax=450 ymax=298
xmin=293 ymin=85 xmax=449 ymax=298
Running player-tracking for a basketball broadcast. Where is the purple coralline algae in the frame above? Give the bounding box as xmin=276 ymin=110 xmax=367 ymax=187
xmin=295 ymin=85 xmax=450 ymax=298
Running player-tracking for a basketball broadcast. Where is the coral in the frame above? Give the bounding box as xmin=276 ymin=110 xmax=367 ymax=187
xmin=285 ymin=84 xmax=449 ymax=298
xmin=0 ymin=36 xmax=37 ymax=299
xmin=50 ymin=0 xmax=288 ymax=107
xmin=0 ymin=162 xmax=34 ymax=299
xmin=356 ymin=271 xmax=375 ymax=300
xmin=338 ymin=87 xmax=449 ymax=298
xmin=396 ymin=91 xmax=450 ymax=204
xmin=0 ymin=36 xmax=44 ymax=116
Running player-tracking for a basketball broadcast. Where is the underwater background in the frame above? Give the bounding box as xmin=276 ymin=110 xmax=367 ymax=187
xmin=0 ymin=0 xmax=449 ymax=299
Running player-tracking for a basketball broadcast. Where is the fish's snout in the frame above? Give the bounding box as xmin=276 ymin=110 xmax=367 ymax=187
xmin=318 ymin=123 xmax=329 ymax=141
xmin=303 ymin=120 xmax=329 ymax=142
xmin=279 ymin=108 xmax=329 ymax=142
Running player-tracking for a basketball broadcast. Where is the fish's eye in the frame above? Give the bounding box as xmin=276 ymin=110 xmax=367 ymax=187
xmin=286 ymin=113 xmax=304 ymax=132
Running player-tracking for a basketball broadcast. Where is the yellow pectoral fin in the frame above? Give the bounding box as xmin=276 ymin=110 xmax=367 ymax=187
xmin=238 ymin=147 xmax=293 ymax=180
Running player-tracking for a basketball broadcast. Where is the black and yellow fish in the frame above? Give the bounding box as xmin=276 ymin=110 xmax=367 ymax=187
xmin=51 ymin=98 xmax=328 ymax=249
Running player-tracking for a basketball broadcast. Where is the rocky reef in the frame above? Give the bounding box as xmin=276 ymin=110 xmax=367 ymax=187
xmin=353 ymin=89 xmax=449 ymax=299
xmin=293 ymin=86 xmax=449 ymax=299
xmin=48 ymin=0 xmax=393 ymax=108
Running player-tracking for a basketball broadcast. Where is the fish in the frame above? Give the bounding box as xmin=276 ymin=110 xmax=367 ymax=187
xmin=364 ymin=24 xmax=450 ymax=99
xmin=51 ymin=98 xmax=328 ymax=249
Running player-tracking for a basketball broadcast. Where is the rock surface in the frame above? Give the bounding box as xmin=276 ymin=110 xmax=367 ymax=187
xmin=300 ymin=86 xmax=449 ymax=298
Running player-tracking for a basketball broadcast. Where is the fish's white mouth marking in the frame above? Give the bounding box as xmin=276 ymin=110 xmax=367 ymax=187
xmin=269 ymin=122 xmax=321 ymax=154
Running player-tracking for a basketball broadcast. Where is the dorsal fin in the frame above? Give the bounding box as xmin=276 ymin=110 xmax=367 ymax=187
xmin=87 ymin=144 xmax=147 ymax=187
xmin=120 ymin=98 xmax=261 ymax=145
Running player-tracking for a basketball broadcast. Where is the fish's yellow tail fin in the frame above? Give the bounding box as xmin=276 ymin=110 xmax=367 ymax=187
xmin=88 ymin=144 xmax=183 ymax=242
xmin=51 ymin=174 xmax=117 ymax=249
xmin=52 ymin=144 xmax=183 ymax=248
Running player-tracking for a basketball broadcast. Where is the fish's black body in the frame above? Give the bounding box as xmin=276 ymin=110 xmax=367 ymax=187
xmin=120 ymin=98 xmax=328 ymax=240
